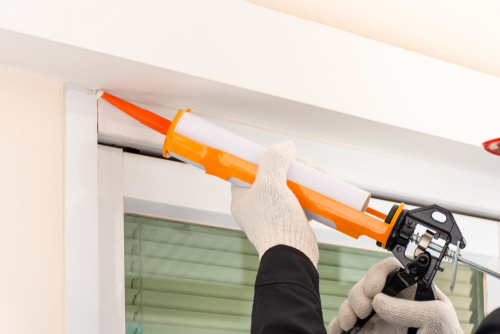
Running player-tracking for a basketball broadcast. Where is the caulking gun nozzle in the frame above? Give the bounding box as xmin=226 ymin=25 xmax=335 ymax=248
xmin=95 ymin=90 xmax=172 ymax=135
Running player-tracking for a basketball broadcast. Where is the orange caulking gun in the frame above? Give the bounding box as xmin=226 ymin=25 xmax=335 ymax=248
xmin=96 ymin=90 xmax=500 ymax=334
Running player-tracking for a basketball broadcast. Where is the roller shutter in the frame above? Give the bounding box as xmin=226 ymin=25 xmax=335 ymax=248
xmin=124 ymin=215 xmax=483 ymax=334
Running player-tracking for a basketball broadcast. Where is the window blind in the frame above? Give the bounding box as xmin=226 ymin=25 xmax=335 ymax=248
xmin=124 ymin=215 xmax=483 ymax=334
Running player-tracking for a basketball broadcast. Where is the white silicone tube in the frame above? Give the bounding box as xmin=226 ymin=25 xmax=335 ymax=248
xmin=171 ymin=113 xmax=371 ymax=224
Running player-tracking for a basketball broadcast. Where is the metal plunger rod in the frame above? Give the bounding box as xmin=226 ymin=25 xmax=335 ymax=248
xmin=411 ymin=233 xmax=500 ymax=280
xmin=458 ymin=256 xmax=500 ymax=280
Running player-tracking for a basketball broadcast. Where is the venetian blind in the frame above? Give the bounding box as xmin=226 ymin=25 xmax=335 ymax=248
xmin=124 ymin=215 xmax=483 ymax=334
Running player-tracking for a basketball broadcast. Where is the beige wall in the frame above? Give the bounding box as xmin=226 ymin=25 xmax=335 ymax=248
xmin=244 ymin=0 xmax=500 ymax=78
xmin=0 ymin=65 xmax=65 ymax=333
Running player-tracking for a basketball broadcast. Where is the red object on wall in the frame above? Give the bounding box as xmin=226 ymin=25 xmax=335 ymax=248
xmin=483 ymin=138 xmax=500 ymax=156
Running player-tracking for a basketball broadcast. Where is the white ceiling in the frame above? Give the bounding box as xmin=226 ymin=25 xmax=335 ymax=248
xmin=246 ymin=0 xmax=500 ymax=78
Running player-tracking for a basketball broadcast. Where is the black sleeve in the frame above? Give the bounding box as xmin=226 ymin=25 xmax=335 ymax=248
xmin=476 ymin=308 xmax=500 ymax=334
xmin=251 ymin=245 xmax=328 ymax=334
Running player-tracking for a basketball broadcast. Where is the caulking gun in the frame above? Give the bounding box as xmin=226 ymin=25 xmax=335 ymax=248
xmin=97 ymin=90 xmax=500 ymax=334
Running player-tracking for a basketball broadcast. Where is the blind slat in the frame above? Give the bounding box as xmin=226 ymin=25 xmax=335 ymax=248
xmin=434 ymin=280 xmax=472 ymax=297
xmin=461 ymin=323 xmax=475 ymax=334
xmin=125 ymin=238 xmax=260 ymax=271
xmin=126 ymin=252 xmax=414 ymax=285
xmin=125 ymin=221 xmax=257 ymax=255
xmin=124 ymin=254 xmax=389 ymax=285
xmin=127 ymin=304 xmax=473 ymax=334
xmin=125 ymin=255 xmax=257 ymax=286
xmin=125 ymin=273 xmax=255 ymax=301
xmin=139 ymin=323 xmax=247 ymax=334
xmin=125 ymin=287 xmax=364 ymax=313
xmin=126 ymin=288 xmax=253 ymax=317
xmin=126 ymin=305 xmax=250 ymax=332
xmin=455 ymin=309 xmax=473 ymax=323
xmin=447 ymin=294 xmax=473 ymax=311
xmin=125 ymin=271 xmax=357 ymax=300
xmin=125 ymin=237 xmax=397 ymax=271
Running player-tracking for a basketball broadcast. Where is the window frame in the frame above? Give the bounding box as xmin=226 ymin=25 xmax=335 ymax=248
xmin=97 ymin=147 xmax=500 ymax=333
xmin=65 ymin=89 xmax=500 ymax=334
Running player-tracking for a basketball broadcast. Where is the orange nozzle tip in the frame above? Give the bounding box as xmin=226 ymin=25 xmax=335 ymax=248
xmin=97 ymin=90 xmax=171 ymax=135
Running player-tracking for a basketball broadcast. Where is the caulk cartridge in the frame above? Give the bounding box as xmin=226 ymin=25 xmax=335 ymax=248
xmin=97 ymin=90 xmax=396 ymax=247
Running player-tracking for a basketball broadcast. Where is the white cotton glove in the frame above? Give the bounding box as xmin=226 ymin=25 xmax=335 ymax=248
xmin=230 ymin=141 xmax=328 ymax=268
xmin=328 ymin=258 xmax=464 ymax=334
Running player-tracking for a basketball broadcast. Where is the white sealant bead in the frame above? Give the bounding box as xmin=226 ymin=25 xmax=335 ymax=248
xmin=95 ymin=89 xmax=104 ymax=99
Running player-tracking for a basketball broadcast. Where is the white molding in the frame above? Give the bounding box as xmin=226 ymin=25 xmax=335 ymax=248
xmin=124 ymin=198 xmax=239 ymax=232
xmin=98 ymin=146 xmax=125 ymax=334
xmin=103 ymin=99 xmax=500 ymax=220
xmin=65 ymin=89 xmax=99 ymax=334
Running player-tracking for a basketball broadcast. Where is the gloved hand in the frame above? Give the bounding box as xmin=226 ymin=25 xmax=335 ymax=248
xmin=328 ymin=258 xmax=464 ymax=334
xmin=230 ymin=141 xmax=328 ymax=267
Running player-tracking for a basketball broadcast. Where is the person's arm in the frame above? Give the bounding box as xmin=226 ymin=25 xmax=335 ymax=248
xmin=230 ymin=141 xmax=328 ymax=334
xmin=252 ymin=245 xmax=327 ymax=334
xmin=475 ymin=308 xmax=500 ymax=334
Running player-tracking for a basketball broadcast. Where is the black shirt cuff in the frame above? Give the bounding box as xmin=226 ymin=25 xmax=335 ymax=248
xmin=256 ymin=245 xmax=321 ymax=304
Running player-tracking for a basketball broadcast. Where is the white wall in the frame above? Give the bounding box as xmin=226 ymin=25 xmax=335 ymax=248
xmin=0 ymin=64 xmax=65 ymax=333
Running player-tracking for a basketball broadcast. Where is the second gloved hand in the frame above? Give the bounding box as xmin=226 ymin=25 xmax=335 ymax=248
xmin=230 ymin=141 xmax=327 ymax=267
xmin=328 ymin=258 xmax=464 ymax=334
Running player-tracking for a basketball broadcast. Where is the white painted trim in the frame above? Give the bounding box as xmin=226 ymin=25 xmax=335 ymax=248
xmin=65 ymin=89 xmax=99 ymax=334
xmin=101 ymin=99 xmax=500 ymax=220
xmin=124 ymin=197 xmax=239 ymax=231
xmin=98 ymin=146 xmax=125 ymax=334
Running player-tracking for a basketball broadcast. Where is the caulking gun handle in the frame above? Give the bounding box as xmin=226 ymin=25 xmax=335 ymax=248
xmin=341 ymin=271 xmax=409 ymax=334
xmin=340 ymin=310 xmax=377 ymax=334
